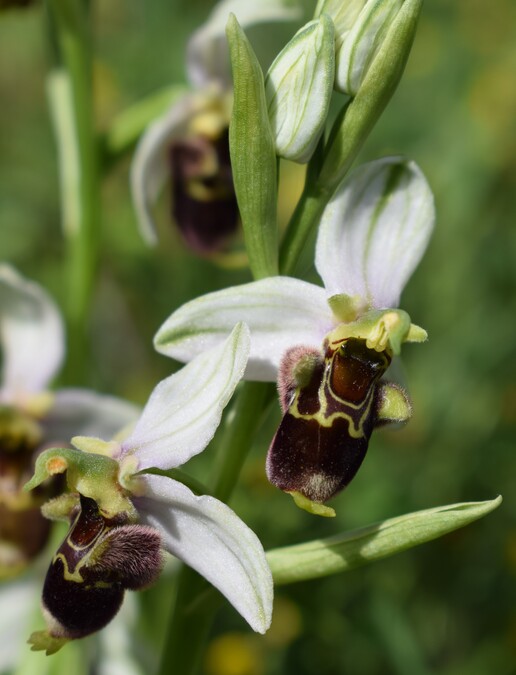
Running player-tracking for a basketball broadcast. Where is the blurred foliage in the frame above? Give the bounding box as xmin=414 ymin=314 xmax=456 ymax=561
xmin=1 ymin=0 xmax=515 ymax=674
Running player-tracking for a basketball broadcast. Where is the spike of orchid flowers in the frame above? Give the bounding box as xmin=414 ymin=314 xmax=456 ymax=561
xmin=0 ymin=265 xmax=139 ymax=579
xmin=24 ymin=323 xmax=274 ymax=654
xmin=154 ymin=157 xmax=435 ymax=515
xmin=130 ymin=0 xmax=302 ymax=253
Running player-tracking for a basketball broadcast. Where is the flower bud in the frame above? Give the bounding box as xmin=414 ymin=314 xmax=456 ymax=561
xmin=265 ymin=15 xmax=335 ymax=163
xmin=316 ymin=0 xmax=405 ymax=96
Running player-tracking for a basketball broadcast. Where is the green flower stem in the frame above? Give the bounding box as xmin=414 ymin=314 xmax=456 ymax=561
xmin=157 ymin=567 xmax=219 ymax=675
xmin=211 ymin=381 xmax=275 ymax=502
xmin=47 ymin=0 xmax=99 ymax=383
xmin=157 ymin=381 xmax=275 ymax=675
xmin=279 ymin=184 xmax=329 ymax=276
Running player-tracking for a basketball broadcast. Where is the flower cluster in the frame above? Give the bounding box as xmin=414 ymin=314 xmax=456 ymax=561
xmin=13 ymin=0 xmax=445 ymax=663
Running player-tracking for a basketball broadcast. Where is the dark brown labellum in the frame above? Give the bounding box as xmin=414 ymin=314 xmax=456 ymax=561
xmin=168 ymin=129 xmax=239 ymax=254
xmin=267 ymin=338 xmax=391 ymax=504
xmin=41 ymin=495 xmax=162 ymax=640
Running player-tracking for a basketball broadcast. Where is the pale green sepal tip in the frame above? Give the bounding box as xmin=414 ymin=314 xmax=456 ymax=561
xmin=267 ymin=496 xmax=502 ymax=585
xmin=24 ymin=447 xmax=136 ymax=519
xmin=327 ymin=293 xmax=367 ymax=323
xmin=406 ymin=323 xmax=428 ymax=343
xmin=288 ymin=491 xmax=336 ymax=518
xmin=71 ymin=435 xmax=120 ymax=457
xmin=226 ymin=13 xmax=278 ymax=280
xmin=28 ymin=630 xmax=68 ymax=656
xmin=265 ymin=14 xmax=335 ymax=163
xmin=376 ymin=382 xmax=412 ymax=424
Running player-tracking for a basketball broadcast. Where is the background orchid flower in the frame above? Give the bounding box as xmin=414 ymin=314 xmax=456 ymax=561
xmin=25 ymin=323 xmax=273 ymax=654
xmin=154 ymin=157 xmax=435 ymax=512
xmin=130 ymin=0 xmax=303 ymax=253
xmin=0 ymin=264 xmax=139 ymax=579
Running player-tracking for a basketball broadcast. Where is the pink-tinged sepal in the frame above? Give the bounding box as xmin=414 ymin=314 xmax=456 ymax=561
xmin=267 ymin=338 xmax=391 ymax=510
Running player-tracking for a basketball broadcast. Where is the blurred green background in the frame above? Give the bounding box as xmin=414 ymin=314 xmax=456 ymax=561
xmin=1 ymin=1 xmax=516 ymax=674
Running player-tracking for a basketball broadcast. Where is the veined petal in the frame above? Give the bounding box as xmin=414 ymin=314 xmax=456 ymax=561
xmin=43 ymin=389 xmax=140 ymax=445
xmin=121 ymin=323 xmax=250 ymax=470
xmin=154 ymin=277 xmax=333 ymax=382
xmin=0 ymin=265 xmax=64 ymax=401
xmin=315 ymin=157 xmax=435 ymax=308
xmin=130 ymin=92 xmax=200 ymax=245
xmin=187 ymin=0 xmax=302 ymax=90
xmin=136 ymin=474 xmax=273 ymax=634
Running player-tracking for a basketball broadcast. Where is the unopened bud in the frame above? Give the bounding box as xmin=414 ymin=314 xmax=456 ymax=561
xmin=265 ymin=15 xmax=335 ymax=163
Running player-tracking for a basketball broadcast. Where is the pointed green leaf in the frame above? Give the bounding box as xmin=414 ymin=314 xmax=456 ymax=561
xmin=267 ymin=497 xmax=502 ymax=585
xmin=226 ymin=14 xmax=278 ymax=279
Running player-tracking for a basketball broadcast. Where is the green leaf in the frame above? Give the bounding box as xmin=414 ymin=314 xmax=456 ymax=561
xmin=226 ymin=14 xmax=278 ymax=279
xmin=267 ymin=496 xmax=502 ymax=585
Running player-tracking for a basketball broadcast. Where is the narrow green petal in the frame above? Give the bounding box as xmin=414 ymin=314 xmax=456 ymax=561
xmin=267 ymin=497 xmax=502 ymax=585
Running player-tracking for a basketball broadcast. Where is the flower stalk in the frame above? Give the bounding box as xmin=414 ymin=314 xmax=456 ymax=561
xmin=47 ymin=0 xmax=100 ymax=383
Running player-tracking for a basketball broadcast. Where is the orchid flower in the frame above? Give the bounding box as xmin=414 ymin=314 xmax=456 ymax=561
xmin=130 ymin=0 xmax=302 ymax=253
xmin=0 ymin=264 xmax=139 ymax=579
xmin=154 ymin=157 xmax=435 ymax=515
xmin=25 ymin=323 xmax=273 ymax=655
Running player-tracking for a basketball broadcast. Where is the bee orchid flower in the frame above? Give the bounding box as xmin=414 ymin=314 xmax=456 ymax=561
xmin=0 ymin=265 xmax=139 ymax=579
xmin=131 ymin=0 xmax=302 ymax=254
xmin=25 ymin=323 xmax=274 ymax=654
xmin=154 ymin=157 xmax=435 ymax=516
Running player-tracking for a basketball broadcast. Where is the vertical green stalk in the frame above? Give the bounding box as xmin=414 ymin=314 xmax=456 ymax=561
xmin=47 ymin=0 xmax=99 ymax=383
xmin=157 ymin=382 xmax=274 ymax=675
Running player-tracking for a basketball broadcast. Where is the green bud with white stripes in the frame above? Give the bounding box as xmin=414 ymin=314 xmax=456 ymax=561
xmin=316 ymin=0 xmax=411 ymax=96
xmin=265 ymin=14 xmax=335 ymax=163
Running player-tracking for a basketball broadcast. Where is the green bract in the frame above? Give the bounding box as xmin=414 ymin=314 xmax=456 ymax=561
xmin=267 ymin=497 xmax=502 ymax=584
xmin=226 ymin=14 xmax=278 ymax=279
xmin=265 ymin=15 xmax=335 ymax=163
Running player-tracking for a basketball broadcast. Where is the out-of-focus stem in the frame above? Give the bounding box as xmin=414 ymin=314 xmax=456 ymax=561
xmin=47 ymin=0 xmax=99 ymax=383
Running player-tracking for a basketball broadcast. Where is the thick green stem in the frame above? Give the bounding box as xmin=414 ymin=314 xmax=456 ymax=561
xmin=47 ymin=0 xmax=99 ymax=383
xmin=279 ymin=185 xmax=329 ymax=276
xmin=157 ymin=382 xmax=274 ymax=675
xmin=157 ymin=567 xmax=218 ymax=675
xmin=212 ymin=381 xmax=274 ymax=501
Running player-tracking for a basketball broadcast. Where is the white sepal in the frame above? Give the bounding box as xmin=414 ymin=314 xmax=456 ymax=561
xmin=316 ymin=156 xmax=435 ymax=309
xmin=187 ymin=0 xmax=302 ymax=89
xmin=130 ymin=93 xmax=199 ymax=245
xmin=154 ymin=277 xmax=333 ymax=381
xmin=266 ymin=15 xmax=334 ymax=163
xmin=137 ymin=474 xmax=273 ymax=634
xmin=122 ymin=323 xmax=250 ymax=470
xmin=43 ymin=389 xmax=140 ymax=446
xmin=0 ymin=265 xmax=64 ymax=402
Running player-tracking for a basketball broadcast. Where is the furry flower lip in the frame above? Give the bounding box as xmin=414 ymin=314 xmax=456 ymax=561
xmin=25 ymin=323 xmax=274 ymax=654
xmin=153 ymin=157 xmax=435 ymax=515
xmin=0 ymin=266 xmax=138 ymax=578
